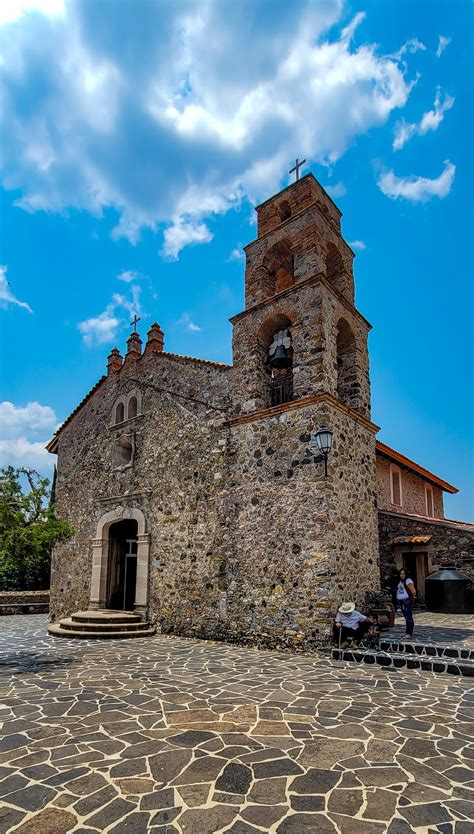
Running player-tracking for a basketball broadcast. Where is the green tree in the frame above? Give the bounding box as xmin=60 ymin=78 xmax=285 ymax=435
xmin=0 ymin=466 xmax=73 ymax=591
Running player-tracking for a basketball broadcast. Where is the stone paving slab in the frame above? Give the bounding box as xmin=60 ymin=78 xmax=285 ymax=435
xmin=385 ymin=612 xmax=474 ymax=648
xmin=0 ymin=615 xmax=473 ymax=833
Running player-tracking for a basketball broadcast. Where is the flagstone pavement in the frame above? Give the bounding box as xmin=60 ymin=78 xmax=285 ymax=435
xmin=0 ymin=615 xmax=473 ymax=834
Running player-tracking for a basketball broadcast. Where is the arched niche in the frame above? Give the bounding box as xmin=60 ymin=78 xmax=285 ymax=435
xmin=326 ymin=243 xmax=346 ymax=295
xmin=278 ymin=200 xmax=292 ymax=223
xmin=262 ymin=239 xmax=295 ymax=296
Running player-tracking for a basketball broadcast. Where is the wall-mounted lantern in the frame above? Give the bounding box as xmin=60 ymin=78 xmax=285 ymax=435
xmin=314 ymin=426 xmax=333 ymax=479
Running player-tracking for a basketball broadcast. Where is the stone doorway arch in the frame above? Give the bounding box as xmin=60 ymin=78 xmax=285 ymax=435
xmin=89 ymin=506 xmax=150 ymax=617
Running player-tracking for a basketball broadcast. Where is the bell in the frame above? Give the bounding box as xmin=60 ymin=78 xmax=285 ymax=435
xmin=270 ymin=344 xmax=291 ymax=369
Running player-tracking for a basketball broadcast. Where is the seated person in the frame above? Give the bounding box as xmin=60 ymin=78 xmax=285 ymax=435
xmin=334 ymin=602 xmax=373 ymax=647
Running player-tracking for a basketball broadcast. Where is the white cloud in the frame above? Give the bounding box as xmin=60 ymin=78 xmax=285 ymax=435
xmin=0 ymin=400 xmax=57 ymax=439
xmin=0 ymin=265 xmax=32 ymax=312
xmin=177 ymin=312 xmax=202 ymax=333
xmin=324 ymin=181 xmax=346 ymax=198
xmin=0 ymin=400 xmax=59 ymax=472
xmin=78 ymin=285 xmax=141 ymax=346
xmin=341 ymin=12 xmax=366 ymax=42
xmin=0 ymin=1 xmax=416 ymax=256
xmin=0 ymin=436 xmax=53 ymax=469
xmin=162 ymin=218 xmax=213 ymax=261
xmin=378 ymin=160 xmax=456 ymax=203
xmin=436 ymin=35 xmax=451 ymax=58
xmin=349 ymin=240 xmax=366 ymax=251
xmin=389 ymin=37 xmax=426 ymax=62
xmin=77 ymin=307 xmax=120 ymax=347
xmin=227 ymin=247 xmax=244 ymax=262
xmin=0 ymin=0 xmax=64 ymax=27
xmin=392 ymin=120 xmax=416 ymax=151
xmin=393 ymin=87 xmax=454 ymax=150
xmin=117 ymin=269 xmax=145 ymax=283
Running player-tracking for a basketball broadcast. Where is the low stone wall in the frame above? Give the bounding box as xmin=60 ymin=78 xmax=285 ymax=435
xmin=0 ymin=590 xmax=50 ymax=615
xmin=378 ymin=511 xmax=474 ymax=586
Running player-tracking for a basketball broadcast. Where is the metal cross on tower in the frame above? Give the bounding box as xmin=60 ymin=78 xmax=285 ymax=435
xmin=289 ymin=157 xmax=306 ymax=182
xmin=130 ymin=314 xmax=141 ymax=332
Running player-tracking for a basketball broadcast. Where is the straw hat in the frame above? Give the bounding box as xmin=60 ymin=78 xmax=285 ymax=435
xmin=338 ymin=602 xmax=355 ymax=614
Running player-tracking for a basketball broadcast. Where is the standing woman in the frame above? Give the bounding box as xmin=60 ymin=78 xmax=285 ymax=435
xmin=396 ymin=568 xmax=417 ymax=640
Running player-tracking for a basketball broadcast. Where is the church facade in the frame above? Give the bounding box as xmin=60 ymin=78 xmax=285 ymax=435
xmin=47 ymin=174 xmax=473 ymax=646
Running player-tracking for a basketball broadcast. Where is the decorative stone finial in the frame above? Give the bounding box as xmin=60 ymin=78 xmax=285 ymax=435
xmin=125 ymin=331 xmax=142 ymax=362
xmin=145 ymin=322 xmax=164 ymax=354
xmin=107 ymin=347 xmax=123 ymax=375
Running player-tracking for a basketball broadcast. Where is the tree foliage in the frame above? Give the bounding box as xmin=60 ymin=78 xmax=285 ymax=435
xmin=0 ymin=466 xmax=73 ymax=591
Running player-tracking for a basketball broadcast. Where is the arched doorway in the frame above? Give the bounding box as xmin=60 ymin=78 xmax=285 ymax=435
xmin=89 ymin=506 xmax=150 ymax=616
xmin=107 ymin=519 xmax=138 ymax=610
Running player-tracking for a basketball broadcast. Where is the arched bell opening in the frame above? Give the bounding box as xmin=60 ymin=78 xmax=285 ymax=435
xmin=259 ymin=314 xmax=294 ymax=407
xmin=106 ymin=519 xmax=138 ymax=611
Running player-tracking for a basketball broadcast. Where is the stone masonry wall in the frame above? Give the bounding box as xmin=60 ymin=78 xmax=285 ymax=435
xmin=216 ymin=401 xmax=380 ymax=651
xmin=376 ymin=455 xmax=444 ymax=518
xmin=50 ymin=349 xmax=230 ymax=623
xmin=378 ymin=510 xmax=474 ymax=586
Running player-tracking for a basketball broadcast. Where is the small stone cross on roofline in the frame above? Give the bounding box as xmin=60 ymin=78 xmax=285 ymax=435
xmin=289 ymin=157 xmax=306 ymax=182
xmin=130 ymin=314 xmax=141 ymax=332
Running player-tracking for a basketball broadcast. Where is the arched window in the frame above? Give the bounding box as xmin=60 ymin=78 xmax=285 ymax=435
xmin=425 ymin=483 xmax=434 ymax=517
xmin=128 ymin=396 xmax=137 ymax=420
xmin=262 ymin=240 xmax=294 ymax=296
xmin=390 ymin=464 xmax=403 ymax=507
xmin=336 ymin=318 xmax=357 ymax=408
xmin=114 ymin=435 xmax=133 ymax=468
xmin=326 ymin=243 xmax=344 ymax=294
xmin=115 ymin=402 xmax=125 ymax=425
xmin=260 ymin=314 xmax=294 ymax=407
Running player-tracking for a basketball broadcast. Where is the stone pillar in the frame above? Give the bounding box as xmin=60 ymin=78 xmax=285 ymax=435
xmin=134 ymin=533 xmax=150 ymax=617
xmin=89 ymin=537 xmax=107 ymax=610
xmin=145 ymin=323 xmax=164 ymax=354
xmin=107 ymin=347 xmax=123 ymax=375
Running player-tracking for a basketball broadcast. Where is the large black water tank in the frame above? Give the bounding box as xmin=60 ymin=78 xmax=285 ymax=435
xmin=425 ymin=567 xmax=473 ymax=614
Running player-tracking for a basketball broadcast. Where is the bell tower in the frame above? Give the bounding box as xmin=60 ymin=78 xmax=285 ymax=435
xmin=230 ymin=173 xmax=371 ymax=418
xmin=222 ymin=172 xmax=380 ymax=650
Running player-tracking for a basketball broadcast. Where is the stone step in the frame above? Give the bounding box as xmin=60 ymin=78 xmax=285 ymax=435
xmin=379 ymin=640 xmax=474 ymax=661
xmin=71 ymin=610 xmax=142 ymax=624
xmin=332 ymin=647 xmax=474 ymax=677
xmin=48 ymin=622 xmax=156 ymax=640
xmin=57 ymin=617 xmax=152 ymax=633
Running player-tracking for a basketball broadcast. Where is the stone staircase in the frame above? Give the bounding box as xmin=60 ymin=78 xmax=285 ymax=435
xmin=332 ymin=638 xmax=474 ymax=677
xmin=48 ymin=609 xmax=156 ymax=639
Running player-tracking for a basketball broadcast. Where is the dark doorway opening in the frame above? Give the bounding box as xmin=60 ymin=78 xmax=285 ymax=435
xmin=107 ymin=520 xmax=138 ymax=610
xmin=402 ymin=551 xmax=429 ymax=603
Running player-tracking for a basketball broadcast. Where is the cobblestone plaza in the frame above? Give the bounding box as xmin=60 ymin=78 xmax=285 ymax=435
xmin=1 ymin=615 xmax=473 ymax=833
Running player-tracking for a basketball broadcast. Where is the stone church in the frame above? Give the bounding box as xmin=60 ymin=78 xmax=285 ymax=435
xmin=47 ymin=173 xmax=473 ymax=644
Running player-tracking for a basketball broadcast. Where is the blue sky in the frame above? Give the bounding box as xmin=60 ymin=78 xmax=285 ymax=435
xmin=0 ymin=0 xmax=472 ymax=521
